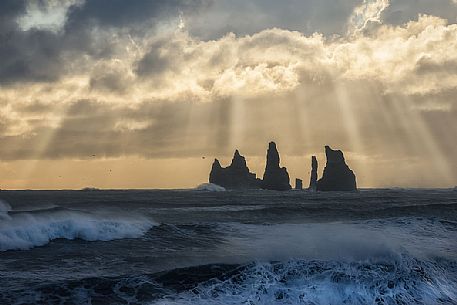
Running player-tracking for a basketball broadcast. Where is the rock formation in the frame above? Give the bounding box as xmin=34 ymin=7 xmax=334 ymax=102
xmin=316 ymin=146 xmax=357 ymax=191
xmin=209 ymin=150 xmax=261 ymax=189
xmin=295 ymin=178 xmax=303 ymax=190
xmin=308 ymin=156 xmax=318 ymax=191
xmin=261 ymin=142 xmax=291 ymax=191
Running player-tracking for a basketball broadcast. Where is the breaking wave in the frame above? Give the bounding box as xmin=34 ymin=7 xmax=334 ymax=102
xmin=4 ymin=256 xmax=456 ymax=305
xmin=0 ymin=204 xmax=156 ymax=251
xmin=156 ymin=259 xmax=457 ymax=305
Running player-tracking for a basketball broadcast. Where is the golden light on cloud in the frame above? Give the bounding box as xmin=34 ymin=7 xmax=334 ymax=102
xmin=5 ymin=14 xmax=457 ymax=105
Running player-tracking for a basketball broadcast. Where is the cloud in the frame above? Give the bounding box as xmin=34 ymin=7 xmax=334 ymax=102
xmin=0 ymin=0 xmax=64 ymax=83
xmin=347 ymin=0 xmax=390 ymax=36
xmin=130 ymin=15 xmax=457 ymax=99
xmin=0 ymin=0 xmax=209 ymax=84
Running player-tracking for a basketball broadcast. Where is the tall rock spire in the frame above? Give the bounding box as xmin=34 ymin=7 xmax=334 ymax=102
xmin=308 ymin=156 xmax=318 ymax=191
xmin=261 ymin=142 xmax=291 ymax=191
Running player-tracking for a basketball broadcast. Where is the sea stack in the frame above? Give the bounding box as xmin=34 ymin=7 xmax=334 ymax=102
xmin=209 ymin=150 xmax=261 ymax=189
xmin=308 ymin=156 xmax=318 ymax=191
xmin=295 ymin=178 xmax=303 ymax=190
xmin=261 ymin=142 xmax=291 ymax=191
xmin=316 ymin=146 xmax=357 ymax=191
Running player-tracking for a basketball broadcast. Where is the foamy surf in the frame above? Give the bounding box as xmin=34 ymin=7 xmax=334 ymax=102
xmin=8 ymin=257 xmax=456 ymax=305
xmin=194 ymin=183 xmax=226 ymax=192
xmin=0 ymin=204 xmax=157 ymax=251
xmin=150 ymin=257 xmax=457 ymax=305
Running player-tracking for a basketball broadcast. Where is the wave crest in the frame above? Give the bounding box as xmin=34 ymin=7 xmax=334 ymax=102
xmin=0 ymin=207 xmax=156 ymax=251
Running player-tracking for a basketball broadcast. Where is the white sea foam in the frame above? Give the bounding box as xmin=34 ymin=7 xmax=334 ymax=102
xmin=152 ymin=257 xmax=457 ymax=305
xmin=194 ymin=183 xmax=226 ymax=192
xmin=0 ymin=200 xmax=12 ymax=220
xmin=0 ymin=207 xmax=157 ymax=251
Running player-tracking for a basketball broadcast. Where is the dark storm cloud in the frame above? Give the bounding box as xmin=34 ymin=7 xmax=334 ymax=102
xmin=0 ymin=0 xmax=210 ymax=84
xmin=0 ymin=29 xmax=64 ymax=83
xmin=0 ymin=0 xmax=64 ymax=83
xmin=0 ymin=0 xmax=26 ymax=26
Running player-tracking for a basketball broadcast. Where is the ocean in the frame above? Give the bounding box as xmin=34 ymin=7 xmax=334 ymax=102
xmin=0 ymin=188 xmax=456 ymax=304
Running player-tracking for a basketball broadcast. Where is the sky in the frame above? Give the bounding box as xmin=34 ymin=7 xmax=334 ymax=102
xmin=0 ymin=0 xmax=457 ymax=189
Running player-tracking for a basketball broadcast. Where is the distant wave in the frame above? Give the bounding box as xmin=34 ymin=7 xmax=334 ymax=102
xmin=0 ymin=200 xmax=12 ymax=220
xmin=0 ymin=204 xmax=157 ymax=251
xmin=4 ymin=256 xmax=456 ymax=305
xmin=194 ymin=183 xmax=226 ymax=192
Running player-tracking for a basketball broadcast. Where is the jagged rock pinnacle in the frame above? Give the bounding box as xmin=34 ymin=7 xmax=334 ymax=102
xmin=261 ymin=142 xmax=291 ymax=191
xmin=316 ymin=146 xmax=357 ymax=191
xmin=209 ymin=150 xmax=260 ymax=189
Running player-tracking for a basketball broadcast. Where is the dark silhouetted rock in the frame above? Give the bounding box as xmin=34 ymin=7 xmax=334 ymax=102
xmin=295 ymin=178 xmax=303 ymax=190
xmin=261 ymin=142 xmax=291 ymax=191
xmin=308 ymin=156 xmax=318 ymax=191
xmin=209 ymin=150 xmax=261 ymax=189
xmin=316 ymin=146 xmax=357 ymax=191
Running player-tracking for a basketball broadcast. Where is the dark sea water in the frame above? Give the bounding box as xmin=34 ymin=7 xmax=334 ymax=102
xmin=0 ymin=188 xmax=456 ymax=305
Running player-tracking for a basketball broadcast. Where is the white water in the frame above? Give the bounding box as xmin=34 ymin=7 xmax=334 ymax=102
xmin=195 ymin=183 xmax=226 ymax=192
xmin=0 ymin=204 xmax=156 ymax=251
xmin=152 ymin=257 xmax=457 ymax=305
